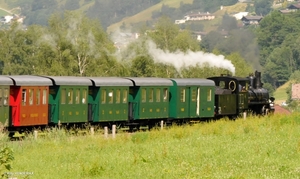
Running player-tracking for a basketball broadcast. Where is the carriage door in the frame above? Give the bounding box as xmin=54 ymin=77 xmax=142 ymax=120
xmin=128 ymin=87 xmax=138 ymax=120
xmin=189 ymin=87 xmax=200 ymax=118
xmin=196 ymin=87 xmax=200 ymax=116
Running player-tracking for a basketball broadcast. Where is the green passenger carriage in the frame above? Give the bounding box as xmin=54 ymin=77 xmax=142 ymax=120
xmin=88 ymin=77 xmax=133 ymax=123
xmin=0 ymin=76 xmax=13 ymax=128
xmin=126 ymin=78 xmax=172 ymax=122
xmin=169 ymin=79 xmax=215 ymax=120
xmin=45 ymin=76 xmax=92 ymax=124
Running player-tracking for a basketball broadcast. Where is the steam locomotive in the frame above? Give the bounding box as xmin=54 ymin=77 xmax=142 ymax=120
xmin=0 ymin=71 xmax=274 ymax=133
xmin=209 ymin=71 xmax=275 ymax=118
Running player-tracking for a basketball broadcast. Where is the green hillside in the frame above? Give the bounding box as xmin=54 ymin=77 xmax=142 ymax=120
xmin=0 ymin=0 xmax=9 ymax=9
xmin=273 ymin=82 xmax=289 ymax=104
xmin=0 ymin=0 xmax=21 ymax=16
xmin=0 ymin=0 xmax=10 ymax=16
xmin=0 ymin=9 xmax=8 ymax=16
xmin=107 ymin=0 xmax=193 ymax=33
xmin=107 ymin=2 xmax=248 ymax=33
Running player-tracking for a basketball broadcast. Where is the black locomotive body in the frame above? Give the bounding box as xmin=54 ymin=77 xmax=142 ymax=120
xmin=208 ymin=71 xmax=275 ymax=118
xmin=247 ymin=71 xmax=275 ymax=114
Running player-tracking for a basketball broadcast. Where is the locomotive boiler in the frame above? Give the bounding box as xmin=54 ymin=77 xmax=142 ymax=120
xmin=247 ymin=71 xmax=275 ymax=114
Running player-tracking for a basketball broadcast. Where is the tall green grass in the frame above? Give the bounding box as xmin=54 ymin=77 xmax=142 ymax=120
xmin=1 ymin=114 xmax=300 ymax=178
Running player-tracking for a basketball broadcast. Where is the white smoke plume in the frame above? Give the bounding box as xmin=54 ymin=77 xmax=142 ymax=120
xmin=147 ymin=41 xmax=236 ymax=75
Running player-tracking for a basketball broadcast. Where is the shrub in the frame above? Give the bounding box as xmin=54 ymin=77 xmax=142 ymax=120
xmin=0 ymin=147 xmax=14 ymax=178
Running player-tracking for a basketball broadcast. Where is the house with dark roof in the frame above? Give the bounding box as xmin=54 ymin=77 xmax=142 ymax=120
xmin=287 ymin=4 xmax=300 ymax=11
xmin=278 ymin=3 xmax=300 ymax=14
xmin=241 ymin=16 xmax=263 ymax=26
xmin=279 ymin=9 xmax=293 ymax=14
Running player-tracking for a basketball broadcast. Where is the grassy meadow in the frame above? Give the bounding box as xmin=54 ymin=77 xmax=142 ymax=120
xmin=1 ymin=113 xmax=300 ymax=179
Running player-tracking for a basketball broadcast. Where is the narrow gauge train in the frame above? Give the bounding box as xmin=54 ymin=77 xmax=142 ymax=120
xmin=0 ymin=71 xmax=274 ymax=134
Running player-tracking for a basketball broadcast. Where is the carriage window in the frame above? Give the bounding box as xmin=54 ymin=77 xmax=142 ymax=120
xmin=68 ymin=89 xmax=73 ymax=104
xmin=163 ymin=88 xmax=168 ymax=102
xmin=123 ymin=89 xmax=128 ymax=103
xmin=36 ymin=89 xmax=40 ymax=105
xmin=219 ymin=81 xmax=225 ymax=89
xmin=156 ymin=89 xmax=161 ymax=102
xmin=207 ymin=89 xmax=212 ymax=101
xmin=22 ymin=89 xmax=26 ymax=106
xmin=75 ymin=89 xmax=80 ymax=104
xmin=29 ymin=89 xmax=34 ymax=105
xmin=82 ymin=89 xmax=87 ymax=104
xmin=149 ymin=88 xmax=153 ymax=102
xmin=108 ymin=90 xmax=113 ymax=104
xmin=4 ymin=89 xmax=8 ymax=106
xmin=0 ymin=89 xmax=2 ymax=106
xmin=180 ymin=88 xmax=186 ymax=102
xmin=61 ymin=89 xmax=66 ymax=104
xmin=192 ymin=89 xmax=196 ymax=102
xmin=43 ymin=89 xmax=47 ymax=104
xmin=142 ymin=89 xmax=146 ymax=103
xmin=116 ymin=89 xmax=120 ymax=104
xmin=101 ymin=90 xmax=106 ymax=104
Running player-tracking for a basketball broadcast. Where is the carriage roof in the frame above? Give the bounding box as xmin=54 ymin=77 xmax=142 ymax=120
xmin=125 ymin=77 xmax=173 ymax=86
xmin=89 ymin=77 xmax=133 ymax=86
xmin=43 ymin=76 xmax=93 ymax=86
xmin=170 ymin=78 xmax=215 ymax=86
xmin=9 ymin=75 xmax=52 ymax=86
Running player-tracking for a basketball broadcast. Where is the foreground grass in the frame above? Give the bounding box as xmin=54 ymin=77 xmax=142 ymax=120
xmin=1 ymin=114 xmax=300 ymax=179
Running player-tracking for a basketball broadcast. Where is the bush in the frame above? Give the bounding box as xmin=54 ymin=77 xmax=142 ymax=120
xmin=0 ymin=147 xmax=14 ymax=178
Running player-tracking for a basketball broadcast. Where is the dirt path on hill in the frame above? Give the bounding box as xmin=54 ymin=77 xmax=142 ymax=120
xmin=0 ymin=7 xmax=12 ymax=14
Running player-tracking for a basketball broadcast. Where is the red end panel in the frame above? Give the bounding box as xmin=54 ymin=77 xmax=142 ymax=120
xmin=10 ymin=87 xmax=21 ymax=127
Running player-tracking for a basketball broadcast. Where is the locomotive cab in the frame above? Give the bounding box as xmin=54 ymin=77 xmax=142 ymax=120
xmin=208 ymin=75 xmax=249 ymax=117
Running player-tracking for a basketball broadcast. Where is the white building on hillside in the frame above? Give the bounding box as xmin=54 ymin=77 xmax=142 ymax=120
xmin=232 ymin=12 xmax=249 ymax=20
xmin=3 ymin=15 xmax=14 ymax=23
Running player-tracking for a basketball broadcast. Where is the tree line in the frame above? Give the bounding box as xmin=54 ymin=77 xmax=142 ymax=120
xmin=256 ymin=10 xmax=300 ymax=89
xmin=0 ymin=12 xmax=252 ymax=79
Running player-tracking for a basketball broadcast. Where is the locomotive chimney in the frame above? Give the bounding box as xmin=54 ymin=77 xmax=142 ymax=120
xmin=255 ymin=71 xmax=262 ymax=88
